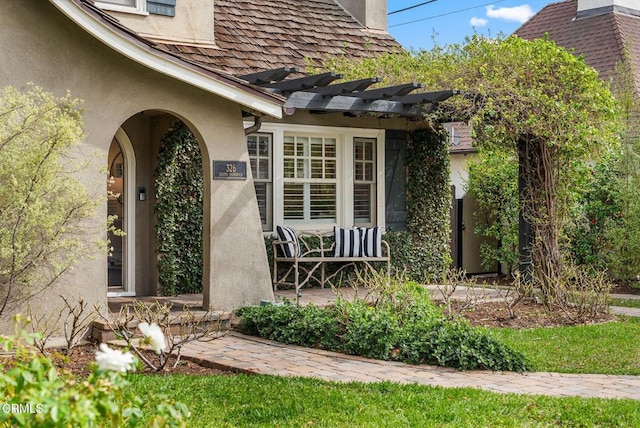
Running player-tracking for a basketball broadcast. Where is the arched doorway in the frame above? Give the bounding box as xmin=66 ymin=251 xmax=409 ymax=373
xmin=107 ymin=129 xmax=136 ymax=297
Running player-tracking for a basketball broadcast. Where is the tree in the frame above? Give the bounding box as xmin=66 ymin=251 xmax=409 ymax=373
xmin=466 ymin=147 xmax=519 ymax=274
xmin=0 ymin=84 xmax=101 ymax=316
xmin=323 ymin=35 xmax=618 ymax=299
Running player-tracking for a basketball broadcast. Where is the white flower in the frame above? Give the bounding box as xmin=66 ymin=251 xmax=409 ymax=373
xmin=95 ymin=343 xmax=137 ymax=373
xmin=138 ymin=322 xmax=168 ymax=354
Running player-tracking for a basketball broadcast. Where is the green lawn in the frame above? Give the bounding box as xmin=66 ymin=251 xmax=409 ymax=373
xmin=129 ymin=374 xmax=640 ymax=427
xmin=489 ymin=316 xmax=640 ymax=375
xmin=610 ymin=297 xmax=640 ymax=309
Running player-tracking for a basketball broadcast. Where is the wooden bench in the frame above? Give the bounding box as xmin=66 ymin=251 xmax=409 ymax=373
xmin=272 ymin=228 xmax=390 ymax=299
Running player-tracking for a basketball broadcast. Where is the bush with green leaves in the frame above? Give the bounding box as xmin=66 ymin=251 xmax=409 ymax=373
xmin=237 ymin=278 xmax=531 ymax=372
xmin=0 ymin=316 xmax=189 ymax=427
xmin=0 ymin=85 xmax=104 ymax=317
xmin=466 ymin=148 xmax=519 ymax=274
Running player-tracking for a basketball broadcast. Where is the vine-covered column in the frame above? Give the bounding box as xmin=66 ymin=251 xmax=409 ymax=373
xmin=405 ymin=127 xmax=452 ymax=281
xmin=155 ymin=121 xmax=204 ymax=295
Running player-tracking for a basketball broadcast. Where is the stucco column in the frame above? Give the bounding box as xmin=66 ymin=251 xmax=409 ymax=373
xmin=199 ymin=111 xmax=275 ymax=312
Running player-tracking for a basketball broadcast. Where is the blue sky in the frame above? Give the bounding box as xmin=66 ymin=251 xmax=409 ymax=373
xmin=387 ymin=1 xmax=552 ymax=50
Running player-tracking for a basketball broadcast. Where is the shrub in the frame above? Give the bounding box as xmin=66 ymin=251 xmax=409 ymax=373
xmin=236 ymin=280 xmax=531 ymax=372
xmin=0 ymin=85 xmax=103 ymax=317
xmin=335 ymin=299 xmax=401 ymax=360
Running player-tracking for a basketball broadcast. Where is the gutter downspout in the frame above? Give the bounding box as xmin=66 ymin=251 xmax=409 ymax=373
xmin=244 ymin=115 xmax=263 ymax=135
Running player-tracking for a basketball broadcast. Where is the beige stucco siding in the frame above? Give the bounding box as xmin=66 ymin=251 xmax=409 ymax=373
xmin=0 ymin=0 xmax=274 ymax=330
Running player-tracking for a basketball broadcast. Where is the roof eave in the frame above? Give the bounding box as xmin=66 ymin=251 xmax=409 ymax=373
xmin=49 ymin=0 xmax=283 ymax=118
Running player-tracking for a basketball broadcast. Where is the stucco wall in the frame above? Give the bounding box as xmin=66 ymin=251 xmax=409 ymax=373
xmin=106 ymin=0 xmax=215 ymax=45
xmin=0 ymin=0 xmax=273 ymax=331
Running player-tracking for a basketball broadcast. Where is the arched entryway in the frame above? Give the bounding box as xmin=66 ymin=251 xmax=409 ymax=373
xmin=107 ymin=128 xmax=136 ymax=297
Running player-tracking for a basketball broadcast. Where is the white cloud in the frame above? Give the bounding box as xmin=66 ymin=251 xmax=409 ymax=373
xmin=470 ymin=17 xmax=489 ymax=27
xmin=486 ymin=4 xmax=535 ymax=23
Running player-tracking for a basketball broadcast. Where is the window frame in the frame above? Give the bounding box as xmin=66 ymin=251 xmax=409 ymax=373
xmin=282 ymin=134 xmax=338 ymax=224
xmin=94 ymin=0 xmax=148 ymax=15
xmin=353 ymin=137 xmax=377 ymax=226
xmin=246 ymin=123 xmax=385 ymax=233
xmin=247 ymin=132 xmax=274 ymax=232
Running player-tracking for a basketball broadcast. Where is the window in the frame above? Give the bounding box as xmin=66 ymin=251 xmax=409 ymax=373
xmin=100 ymin=0 xmax=136 ymax=6
xmin=443 ymin=123 xmax=461 ymax=147
xmin=283 ymin=135 xmax=337 ymax=223
xmin=95 ymin=0 xmax=176 ymax=16
xmin=95 ymin=0 xmax=146 ymax=14
xmin=354 ymin=138 xmax=376 ymax=225
xmin=247 ymin=133 xmax=273 ymax=231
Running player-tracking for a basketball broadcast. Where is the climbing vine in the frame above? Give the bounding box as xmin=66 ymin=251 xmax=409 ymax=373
xmin=155 ymin=121 xmax=203 ymax=295
xmin=405 ymin=128 xmax=452 ymax=281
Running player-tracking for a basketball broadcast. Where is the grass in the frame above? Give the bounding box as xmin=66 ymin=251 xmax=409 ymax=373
xmin=609 ymin=297 xmax=640 ymax=309
xmin=129 ymin=374 xmax=640 ymax=427
xmin=489 ymin=316 xmax=640 ymax=375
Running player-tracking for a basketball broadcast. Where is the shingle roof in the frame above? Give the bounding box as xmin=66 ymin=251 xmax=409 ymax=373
xmin=514 ymin=0 xmax=640 ymax=91
xmin=154 ymin=0 xmax=401 ymax=77
xmin=59 ymin=0 xmax=284 ymax=116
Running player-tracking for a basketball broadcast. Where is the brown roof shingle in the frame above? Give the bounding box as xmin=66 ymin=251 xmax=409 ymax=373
xmin=514 ymin=0 xmax=640 ymax=91
xmin=155 ymin=0 xmax=401 ymax=77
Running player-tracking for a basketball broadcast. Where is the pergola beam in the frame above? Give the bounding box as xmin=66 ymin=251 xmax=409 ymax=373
xmin=393 ymin=89 xmax=459 ymax=104
xmin=351 ymin=83 xmax=423 ymax=101
xmin=267 ymin=72 xmax=343 ymax=94
xmin=304 ymin=77 xmax=382 ymax=96
xmin=284 ymin=91 xmax=425 ymax=117
xmin=239 ymin=67 xmax=299 ymax=85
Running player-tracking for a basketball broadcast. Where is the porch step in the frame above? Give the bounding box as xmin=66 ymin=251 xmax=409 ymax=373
xmin=92 ymin=310 xmax=232 ymax=343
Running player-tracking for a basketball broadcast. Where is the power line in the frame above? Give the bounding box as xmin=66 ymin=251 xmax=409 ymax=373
xmin=388 ymin=1 xmax=438 ymax=16
xmin=389 ymin=0 xmax=508 ymax=28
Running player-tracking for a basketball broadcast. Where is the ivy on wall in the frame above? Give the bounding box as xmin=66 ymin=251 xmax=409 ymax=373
xmin=405 ymin=128 xmax=452 ymax=281
xmin=155 ymin=121 xmax=204 ymax=295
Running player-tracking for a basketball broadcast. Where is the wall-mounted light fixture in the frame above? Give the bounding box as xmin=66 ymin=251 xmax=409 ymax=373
xmin=137 ymin=187 xmax=146 ymax=201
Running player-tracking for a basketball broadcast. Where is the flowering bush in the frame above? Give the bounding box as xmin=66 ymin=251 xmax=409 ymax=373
xmin=138 ymin=322 xmax=168 ymax=354
xmin=0 ymin=315 xmax=190 ymax=427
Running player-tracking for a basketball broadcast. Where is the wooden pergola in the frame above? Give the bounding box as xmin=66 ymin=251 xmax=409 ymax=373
xmin=239 ymin=67 xmax=458 ymax=118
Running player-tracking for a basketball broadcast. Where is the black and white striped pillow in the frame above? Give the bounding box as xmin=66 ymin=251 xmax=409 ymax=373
xmin=334 ymin=227 xmax=362 ymax=257
xmin=359 ymin=227 xmax=382 ymax=257
xmin=276 ymin=225 xmax=301 ymax=258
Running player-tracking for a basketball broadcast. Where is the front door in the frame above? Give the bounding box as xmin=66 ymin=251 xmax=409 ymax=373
xmin=107 ymin=130 xmax=136 ymax=296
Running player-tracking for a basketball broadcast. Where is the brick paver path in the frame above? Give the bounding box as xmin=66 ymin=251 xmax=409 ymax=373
xmin=180 ymin=332 xmax=640 ymax=401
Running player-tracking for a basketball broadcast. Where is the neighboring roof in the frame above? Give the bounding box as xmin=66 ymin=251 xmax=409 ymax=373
xmin=514 ymin=0 xmax=640 ymax=91
xmin=49 ymin=0 xmax=284 ymax=117
xmin=155 ymin=0 xmax=401 ymax=76
xmin=447 ymin=122 xmax=475 ymax=154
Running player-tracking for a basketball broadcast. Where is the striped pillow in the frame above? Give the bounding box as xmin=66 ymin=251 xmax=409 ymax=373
xmin=334 ymin=227 xmax=362 ymax=257
xmin=359 ymin=227 xmax=382 ymax=257
xmin=276 ymin=225 xmax=301 ymax=258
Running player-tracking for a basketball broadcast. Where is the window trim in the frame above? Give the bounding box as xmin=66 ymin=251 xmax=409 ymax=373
xmin=247 ymin=132 xmax=274 ymax=231
xmin=353 ymin=137 xmax=377 ymax=227
xmin=94 ymin=0 xmax=149 ymax=15
xmin=248 ymin=123 xmax=385 ymax=233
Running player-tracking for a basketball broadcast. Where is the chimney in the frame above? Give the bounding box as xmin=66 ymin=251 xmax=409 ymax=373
xmin=335 ymin=0 xmax=388 ymax=31
xmin=577 ymin=0 xmax=640 ymax=18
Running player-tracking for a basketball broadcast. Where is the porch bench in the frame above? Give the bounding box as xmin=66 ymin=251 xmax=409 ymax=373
xmin=272 ymin=226 xmax=390 ymax=298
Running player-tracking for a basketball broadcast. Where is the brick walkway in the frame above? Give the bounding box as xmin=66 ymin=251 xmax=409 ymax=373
xmin=174 ymin=286 xmax=640 ymax=401
xmin=180 ymin=332 xmax=640 ymax=400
